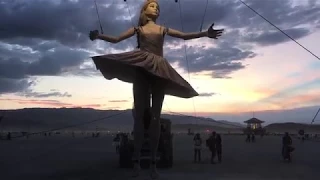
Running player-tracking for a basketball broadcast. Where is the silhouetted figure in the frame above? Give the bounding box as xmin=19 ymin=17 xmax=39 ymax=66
xmin=95 ymin=132 xmax=100 ymax=137
xmin=7 ymin=132 xmax=11 ymax=140
xmin=282 ymin=132 xmax=294 ymax=162
xmin=207 ymin=131 xmax=217 ymax=164
xmin=246 ymin=134 xmax=251 ymax=142
xmin=251 ymin=133 xmax=255 ymax=142
xmin=89 ymin=0 xmax=223 ymax=178
xmin=298 ymin=129 xmax=305 ymax=142
xmin=216 ymin=134 xmax=222 ymax=163
xmin=113 ymin=134 xmax=121 ymax=153
xmin=193 ymin=133 xmax=202 ymax=163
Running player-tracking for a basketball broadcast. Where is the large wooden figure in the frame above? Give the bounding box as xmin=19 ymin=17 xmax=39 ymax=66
xmin=89 ymin=0 xmax=223 ymax=178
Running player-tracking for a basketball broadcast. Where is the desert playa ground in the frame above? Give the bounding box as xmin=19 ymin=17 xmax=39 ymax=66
xmin=1 ymin=133 xmax=320 ymax=180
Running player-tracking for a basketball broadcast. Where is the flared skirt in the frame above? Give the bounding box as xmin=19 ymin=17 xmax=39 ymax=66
xmin=92 ymin=50 xmax=198 ymax=98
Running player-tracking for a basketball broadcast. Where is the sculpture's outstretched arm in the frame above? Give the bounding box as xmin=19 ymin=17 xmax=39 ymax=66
xmin=166 ymin=23 xmax=224 ymax=40
xmin=167 ymin=28 xmax=207 ymax=40
xmin=89 ymin=27 xmax=136 ymax=43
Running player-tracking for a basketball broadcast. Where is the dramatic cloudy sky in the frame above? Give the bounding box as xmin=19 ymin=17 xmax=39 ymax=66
xmin=0 ymin=0 xmax=319 ymax=122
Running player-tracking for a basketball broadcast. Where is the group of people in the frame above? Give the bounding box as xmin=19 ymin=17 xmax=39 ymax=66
xmin=245 ymin=133 xmax=255 ymax=142
xmin=193 ymin=131 xmax=222 ymax=164
xmin=193 ymin=131 xmax=295 ymax=164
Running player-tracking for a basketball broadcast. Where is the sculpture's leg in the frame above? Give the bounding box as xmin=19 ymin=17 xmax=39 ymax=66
xmin=149 ymin=81 xmax=165 ymax=179
xmin=132 ymin=73 xmax=149 ymax=177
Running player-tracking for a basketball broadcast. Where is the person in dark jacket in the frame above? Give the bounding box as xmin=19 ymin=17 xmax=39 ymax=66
xmin=251 ymin=133 xmax=255 ymax=142
xmin=282 ymin=132 xmax=294 ymax=162
xmin=206 ymin=131 xmax=217 ymax=164
xmin=246 ymin=133 xmax=251 ymax=142
xmin=216 ymin=134 xmax=222 ymax=163
xmin=7 ymin=132 xmax=11 ymax=140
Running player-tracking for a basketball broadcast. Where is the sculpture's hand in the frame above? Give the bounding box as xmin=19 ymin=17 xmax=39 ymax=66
xmin=207 ymin=23 xmax=224 ymax=39
xmin=89 ymin=30 xmax=99 ymax=41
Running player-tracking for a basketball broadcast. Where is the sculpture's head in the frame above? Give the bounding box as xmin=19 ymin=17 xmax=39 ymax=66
xmin=138 ymin=0 xmax=160 ymax=26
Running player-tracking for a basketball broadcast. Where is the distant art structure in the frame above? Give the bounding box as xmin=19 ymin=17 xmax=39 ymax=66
xmin=243 ymin=117 xmax=266 ymax=135
xmin=89 ymin=0 xmax=224 ymax=178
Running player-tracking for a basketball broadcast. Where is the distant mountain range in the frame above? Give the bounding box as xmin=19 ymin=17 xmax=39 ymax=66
xmin=0 ymin=108 xmax=319 ymax=133
xmin=265 ymin=122 xmax=320 ymax=133
xmin=207 ymin=106 xmax=320 ymax=125
xmin=0 ymin=108 xmax=244 ymax=132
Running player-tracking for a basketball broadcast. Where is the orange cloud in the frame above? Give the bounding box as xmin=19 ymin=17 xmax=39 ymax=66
xmin=257 ymin=69 xmax=320 ymax=94
xmin=214 ymin=90 xmax=320 ymax=113
xmin=253 ymin=88 xmax=278 ymax=97
xmin=0 ymin=98 xmax=104 ymax=109
xmin=268 ymin=93 xmax=320 ymax=109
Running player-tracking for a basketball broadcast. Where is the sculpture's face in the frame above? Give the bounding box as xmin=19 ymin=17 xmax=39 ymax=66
xmin=144 ymin=2 xmax=159 ymax=19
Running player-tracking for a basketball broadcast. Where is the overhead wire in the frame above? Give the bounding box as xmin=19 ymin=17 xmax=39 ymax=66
xmin=239 ymin=0 xmax=320 ymax=121
xmin=177 ymin=0 xmax=198 ymax=121
xmin=93 ymin=0 xmax=104 ymax=34
xmin=310 ymin=108 xmax=320 ymax=125
xmin=239 ymin=0 xmax=320 ymax=61
xmin=199 ymin=0 xmax=209 ymax=32
xmin=206 ymin=0 xmax=320 ymax=113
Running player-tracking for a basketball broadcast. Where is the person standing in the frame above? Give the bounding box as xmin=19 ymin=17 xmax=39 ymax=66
xmin=216 ymin=134 xmax=222 ymax=163
xmin=282 ymin=132 xmax=293 ymax=162
xmin=207 ymin=131 xmax=217 ymax=164
xmin=193 ymin=133 xmax=202 ymax=163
